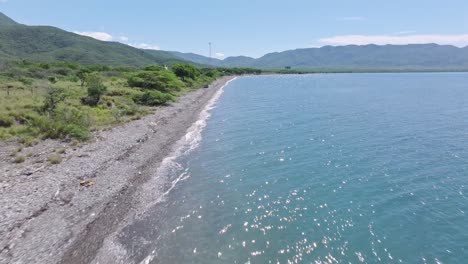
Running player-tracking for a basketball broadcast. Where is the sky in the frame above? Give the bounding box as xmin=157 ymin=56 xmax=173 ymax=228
xmin=1 ymin=0 xmax=468 ymax=58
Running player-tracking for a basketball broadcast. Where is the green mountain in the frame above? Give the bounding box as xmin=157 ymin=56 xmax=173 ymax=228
xmin=220 ymin=56 xmax=257 ymax=67
xmin=0 ymin=12 xmax=185 ymax=66
xmin=169 ymin=52 xmax=256 ymax=67
xmin=0 ymin=12 xmax=18 ymax=26
xmin=172 ymin=44 xmax=468 ymax=70
xmin=250 ymin=44 xmax=468 ymax=69
xmin=3 ymin=11 xmax=468 ymax=70
xmin=169 ymin=51 xmax=222 ymax=65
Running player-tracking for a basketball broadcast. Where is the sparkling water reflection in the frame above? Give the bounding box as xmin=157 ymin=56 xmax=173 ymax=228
xmin=147 ymin=74 xmax=468 ymax=264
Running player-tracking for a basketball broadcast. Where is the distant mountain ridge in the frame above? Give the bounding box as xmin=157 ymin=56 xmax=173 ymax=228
xmin=168 ymin=52 xmax=256 ymax=67
xmin=171 ymin=44 xmax=468 ymax=70
xmin=0 ymin=12 xmax=185 ymax=66
xmin=2 ymin=12 xmax=468 ymax=70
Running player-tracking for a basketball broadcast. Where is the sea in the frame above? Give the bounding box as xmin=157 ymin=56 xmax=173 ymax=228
xmin=138 ymin=73 xmax=468 ymax=264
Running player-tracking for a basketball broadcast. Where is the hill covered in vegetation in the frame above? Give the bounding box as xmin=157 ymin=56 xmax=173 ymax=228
xmin=171 ymin=44 xmax=468 ymax=70
xmin=0 ymin=12 xmax=185 ymax=66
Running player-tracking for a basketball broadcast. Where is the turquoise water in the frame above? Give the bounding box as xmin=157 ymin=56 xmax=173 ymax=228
xmin=148 ymin=74 xmax=468 ymax=263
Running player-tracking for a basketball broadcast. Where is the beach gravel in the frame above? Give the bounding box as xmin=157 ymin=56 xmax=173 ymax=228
xmin=0 ymin=76 xmax=234 ymax=264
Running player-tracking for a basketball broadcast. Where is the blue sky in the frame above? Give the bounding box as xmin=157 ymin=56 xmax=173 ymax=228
xmin=1 ymin=0 xmax=468 ymax=58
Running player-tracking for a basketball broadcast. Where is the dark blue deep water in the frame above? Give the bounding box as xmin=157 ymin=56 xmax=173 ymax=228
xmin=149 ymin=73 xmax=468 ymax=264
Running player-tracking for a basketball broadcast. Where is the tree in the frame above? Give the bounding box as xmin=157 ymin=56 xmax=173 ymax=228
xmin=127 ymin=70 xmax=184 ymax=93
xmin=42 ymin=86 xmax=66 ymax=115
xmin=171 ymin=63 xmax=201 ymax=80
xmin=133 ymin=90 xmax=175 ymax=106
xmin=77 ymin=68 xmax=92 ymax=87
xmin=82 ymin=74 xmax=106 ymax=106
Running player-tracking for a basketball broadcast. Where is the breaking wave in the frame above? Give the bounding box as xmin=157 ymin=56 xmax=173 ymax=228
xmin=155 ymin=77 xmax=237 ymax=193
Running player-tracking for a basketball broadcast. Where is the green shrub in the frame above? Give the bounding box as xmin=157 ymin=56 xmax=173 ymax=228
xmin=47 ymin=153 xmax=62 ymax=164
xmin=117 ymin=104 xmax=139 ymax=116
xmin=26 ymin=107 xmax=90 ymax=141
xmin=82 ymin=74 xmax=107 ymax=106
xmin=54 ymin=68 xmax=71 ymax=76
xmin=77 ymin=68 xmax=92 ymax=87
xmin=127 ymin=70 xmax=184 ymax=93
xmin=42 ymin=86 xmax=66 ymax=114
xmin=133 ymin=90 xmax=175 ymax=106
xmin=143 ymin=65 xmax=164 ymax=71
xmin=107 ymin=89 xmax=132 ymax=96
xmin=201 ymin=68 xmax=221 ymax=78
xmin=13 ymin=155 xmax=26 ymax=163
xmin=68 ymin=75 xmax=79 ymax=82
xmin=18 ymin=135 xmax=37 ymax=147
xmin=48 ymin=76 xmax=57 ymax=84
xmin=18 ymin=77 xmax=33 ymax=85
xmin=0 ymin=115 xmax=14 ymax=127
xmin=39 ymin=63 xmax=50 ymax=70
xmin=56 ymin=148 xmax=66 ymax=154
xmin=62 ymin=124 xmax=90 ymax=140
xmin=171 ymin=63 xmax=201 ymax=80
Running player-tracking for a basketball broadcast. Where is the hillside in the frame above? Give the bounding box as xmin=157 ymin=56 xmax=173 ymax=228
xmin=0 ymin=12 xmax=185 ymax=66
xmin=172 ymin=44 xmax=468 ymax=70
xmin=169 ymin=51 xmax=222 ymax=66
xmin=169 ymin=52 xmax=256 ymax=67
xmin=251 ymin=44 xmax=468 ymax=69
xmin=3 ymin=11 xmax=468 ymax=70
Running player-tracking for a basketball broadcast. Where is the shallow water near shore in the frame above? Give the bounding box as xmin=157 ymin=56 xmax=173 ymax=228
xmin=143 ymin=73 xmax=468 ymax=263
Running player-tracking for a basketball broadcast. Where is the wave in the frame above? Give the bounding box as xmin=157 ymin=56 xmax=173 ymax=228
xmin=136 ymin=78 xmax=237 ymax=264
xmin=155 ymin=77 xmax=238 ymax=191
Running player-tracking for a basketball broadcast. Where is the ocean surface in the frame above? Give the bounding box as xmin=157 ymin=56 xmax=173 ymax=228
xmin=143 ymin=73 xmax=468 ymax=263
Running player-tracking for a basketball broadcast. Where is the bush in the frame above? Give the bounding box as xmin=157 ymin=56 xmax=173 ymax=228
xmin=0 ymin=115 xmax=14 ymax=127
xmin=42 ymin=86 xmax=66 ymax=114
xmin=48 ymin=76 xmax=57 ymax=83
xmin=18 ymin=77 xmax=33 ymax=85
xmin=68 ymin=75 xmax=79 ymax=82
xmin=82 ymin=74 xmax=107 ymax=106
xmin=54 ymin=68 xmax=71 ymax=76
xmin=127 ymin=70 xmax=184 ymax=93
xmin=107 ymin=89 xmax=132 ymax=96
xmin=13 ymin=155 xmax=26 ymax=163
xmin=171 ymin=63 xmax=201 ymax=80
xmin=77 ymin=68 xmax=92 ymax=87
xmin=133 ymin=90 xmax=175 ymax=106
xmin=27 ymin=107 xmax=90 ymax=141
xmin=47 ymin=153 xmax=62 ymax=164
xmin=56 ymin=148 xmax=66 ymax=154
xmin=201 ymin=68 xmax=221 ymax=78
xmin=144 ymin=65 xmax=164 ymax=71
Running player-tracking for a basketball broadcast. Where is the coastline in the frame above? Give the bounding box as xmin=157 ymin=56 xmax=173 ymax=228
xmin=0 ymin=76 xmax=236 ymax=264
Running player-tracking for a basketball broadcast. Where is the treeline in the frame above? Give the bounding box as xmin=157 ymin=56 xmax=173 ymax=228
xmin=0 ymin=61 xmax=262 ymax=144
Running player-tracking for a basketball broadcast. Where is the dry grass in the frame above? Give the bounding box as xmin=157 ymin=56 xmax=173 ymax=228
xmin=47 ymin=153 xmax=62 ymax=164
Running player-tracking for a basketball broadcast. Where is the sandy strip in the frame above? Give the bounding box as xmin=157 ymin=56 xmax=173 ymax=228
xmin=0 ymin=76 xmax=236 ymax=264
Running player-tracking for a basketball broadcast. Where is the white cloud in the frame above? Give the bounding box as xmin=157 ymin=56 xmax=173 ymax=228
xmin=73 ymin=31 xmax=161 ymax=50
xmin=129 ymin=43 xmax=160 ymax=50
xmin=318 ymin=34 xmax=468 ymax=47
xmin=74 ymin=31 xmax=113 ymax=41
xmin=73 ymin=30 xmax=160 ymax=50
xmin=215 ymin=52 xmax=225 ymax=58
xmin=338 ymin=16 xmax=367 ymax=21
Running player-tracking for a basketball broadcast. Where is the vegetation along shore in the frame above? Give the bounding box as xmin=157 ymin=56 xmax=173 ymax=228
xmin=0 ymin=60 xmax=246 ymax=262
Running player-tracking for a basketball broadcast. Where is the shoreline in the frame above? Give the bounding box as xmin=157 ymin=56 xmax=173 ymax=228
xmin=0 ymin=76 xmax=236 ymax=264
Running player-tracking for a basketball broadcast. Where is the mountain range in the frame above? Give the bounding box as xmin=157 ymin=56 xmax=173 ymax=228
xmin=172 ymin=44 xmax=468 ymax=70
xmin=1 ymin=12 xmax=468 ymax=70
xmin=0 ymin=12 xmax=184 ymax=66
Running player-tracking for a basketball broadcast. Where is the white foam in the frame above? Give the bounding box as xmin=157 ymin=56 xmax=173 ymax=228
xmin=155 ymin=77 xmax=238 ymax=195
xmin=137 ymin=78 xmax=237 ymax=264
